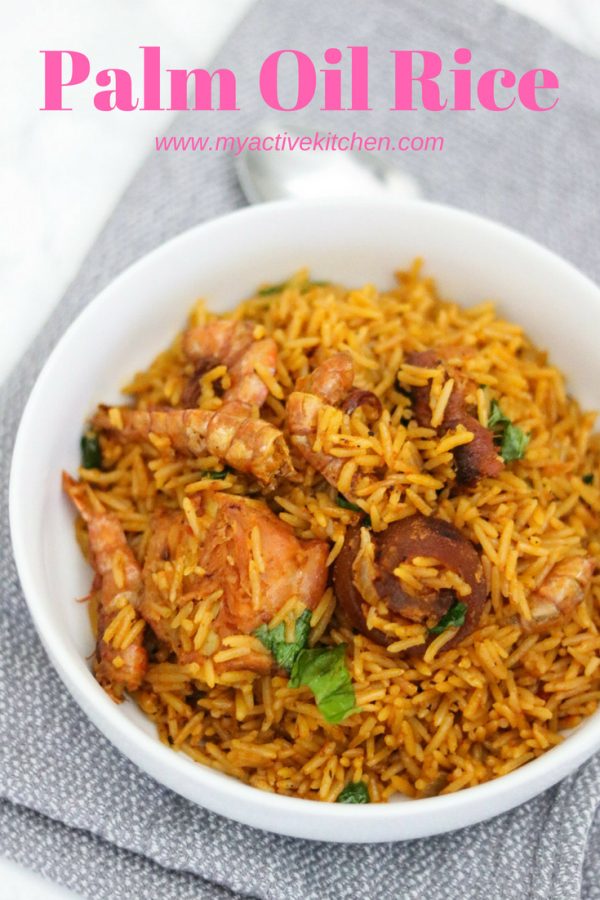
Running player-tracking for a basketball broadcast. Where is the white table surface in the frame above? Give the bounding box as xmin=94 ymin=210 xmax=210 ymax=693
xmin=1 ymin=1 xmax=599 ymax=897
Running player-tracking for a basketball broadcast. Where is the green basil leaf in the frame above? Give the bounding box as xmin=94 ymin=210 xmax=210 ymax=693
xmin=254 ymin=609 xmax=312 ymax=672
xmin=259 ymin=279 xmax=329 ymax=297
xmin=257 ymin=282 xmax=287 ymax=297
xmin=582 ymin=473 xmax=594 ymax=485
xmin=290 ymin=644 xmax=358 ymax=724
xmin=487 ymin=399 xmax=529 ymax=463
xmin=487 ymin=399 xmax=510 ymax=430
xmin=336 ymin=494 xmax=361 ymax=513
xmin=336 ymin=494 xmax=372 ymax=529
xmin=204 ymin=468 xmax=231 ymax=480
xmin=80 ymin=432 xmax=102 ymax=469
xmin=429 ymin=600 xmax=467 ymax=636
xmin=302 ymin=280 xmax=330 ymax=292
xmin=337 ymin=781 xmax=370 ymax=804
xmin=500 ymin=422 xmax=530 ymax=463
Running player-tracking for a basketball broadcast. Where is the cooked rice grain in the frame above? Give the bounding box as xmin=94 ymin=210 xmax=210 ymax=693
xmin=77 ymin=263 xmax=599 ymax=801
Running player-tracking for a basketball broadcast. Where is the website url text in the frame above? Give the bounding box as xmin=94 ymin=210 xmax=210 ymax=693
xmin=154 ymin=131 xmax=444 ymax=156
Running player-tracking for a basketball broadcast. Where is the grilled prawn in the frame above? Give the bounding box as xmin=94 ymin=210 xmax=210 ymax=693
xmin=286 ymin=352 xmax=381 ymax=494
xmin=140 ymin=492 xmax=329 ymax=674
xmin=183 ymin=318 xmax=277 ymax=408
xmin=93 ymin=401 xmax=293 ymax=486
xmin=62 ymin=473 xmax=147 ymax=699
xmin=523 ymin=556 xmax=596 ymax=632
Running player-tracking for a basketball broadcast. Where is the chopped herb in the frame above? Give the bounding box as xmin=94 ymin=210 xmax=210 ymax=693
xmin=302 ymin=280 xmax=330 ymax=292
xmin=487 ymin=399 xmax=510 ymax=430
xmin=256 ymin=615 xmax=358 ymax=724
xmin=583 ymin=473 xmax=594 ymax=485
xmin=80 ymin=432 xmax=102 ymax=469
xmin=337 ymin=781 xmax=370 ymax=804
xmin=290 ymin=644 xmax=358 ymax=724
xmin=336 ymin=494 xmax=362 ymax=513
xmin=204 ymin=468 xmax=231 ymax=480
xmin=487 ymin=399 xmax=530 ymax=463
xmin=258 ymin=278 xmax=331 ymax=297
xmin=336 ymin=493 xmax=372 ymax=529
xmin=500 ymin=423 xmax=530 ymax=463
xmin=429 ymin=600 xmax=467 ymax=636
xmin=254 ymin=609 xmax=312 ymax=672
xmin=257 ymin=282 xmax=286 ymax=296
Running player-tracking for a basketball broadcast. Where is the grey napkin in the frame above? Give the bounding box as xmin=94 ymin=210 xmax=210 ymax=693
xmin=2 ymin=1 xmax=600 ymax=898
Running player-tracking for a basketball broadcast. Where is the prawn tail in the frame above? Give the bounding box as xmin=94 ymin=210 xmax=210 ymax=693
xmin=62 ymin=471 xmax=96 ymax=523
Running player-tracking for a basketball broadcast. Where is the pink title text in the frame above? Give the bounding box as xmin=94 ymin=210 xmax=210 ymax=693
xmin=40 ymin=46 xmax=559 ymax=113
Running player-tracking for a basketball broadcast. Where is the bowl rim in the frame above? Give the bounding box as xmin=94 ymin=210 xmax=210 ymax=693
xmin=9 ymin=196 xmax=600 ymax=842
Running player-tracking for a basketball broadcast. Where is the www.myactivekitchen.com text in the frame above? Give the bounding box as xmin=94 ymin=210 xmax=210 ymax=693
xmin=154 ymin=131 xmax=444 ymax=155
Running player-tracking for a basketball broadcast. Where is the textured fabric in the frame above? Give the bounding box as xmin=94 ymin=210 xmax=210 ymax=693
xmin=2 ymin=0 xmax=600 ymax=897
xmin=0 ymin=801 xmax=240 ymax=900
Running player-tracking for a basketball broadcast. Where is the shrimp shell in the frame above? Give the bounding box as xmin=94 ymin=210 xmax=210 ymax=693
xmin=183 ymin=319 xmax=277 ymax=407
xmin=93 ymin=402 xmax=292 ymax=486
xmin=62 ymin=473 xmax=147 ymax=699
xmin=523 ymin=556 xmax=596 ymax=632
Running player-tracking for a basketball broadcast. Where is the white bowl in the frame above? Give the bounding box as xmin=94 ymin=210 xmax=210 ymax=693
xmin=10 ymin=199 xmax=600 ymax=843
